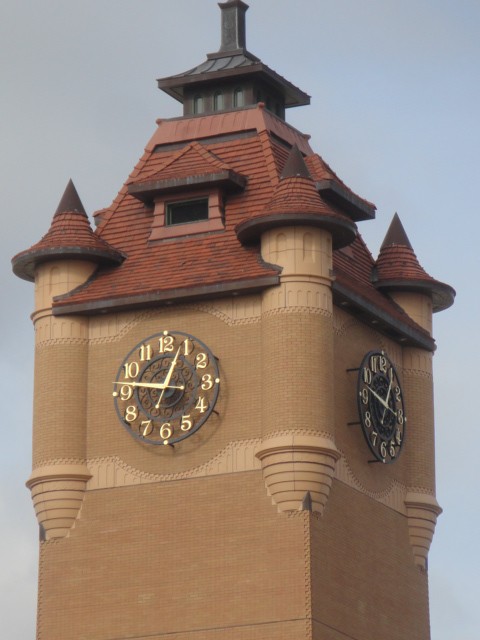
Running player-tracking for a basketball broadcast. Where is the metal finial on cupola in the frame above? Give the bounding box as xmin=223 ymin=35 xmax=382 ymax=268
xmin=218 ymin=0 xmax=249 ymax=53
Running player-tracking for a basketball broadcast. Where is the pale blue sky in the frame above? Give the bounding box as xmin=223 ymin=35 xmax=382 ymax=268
xmin=1 ymin=1 xmax=478 ymax=638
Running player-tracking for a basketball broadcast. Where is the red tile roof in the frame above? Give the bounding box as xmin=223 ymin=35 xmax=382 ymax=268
xmin=374 ymin=214 xmax=455 ymax=312
xmin=12 ymin=107 xmax=441 ymax=349
xmin=11 ymin=180 xmax=123 ymax=282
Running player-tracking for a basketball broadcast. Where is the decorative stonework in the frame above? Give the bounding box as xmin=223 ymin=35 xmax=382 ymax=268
xmin=26 ymin=464 xmax=92 ymax=540
xmin=87 ymin=439 xmax=262 ymax=489
xmin=256 ymin=433 xmax=341 ymax=514
xmin=335 ymin=454 xmax=408 ymax=515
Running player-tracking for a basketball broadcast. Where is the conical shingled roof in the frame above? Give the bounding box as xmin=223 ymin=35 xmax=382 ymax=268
xmin=374 ymin=213 xmax=455 ymax=312
xmin=236 ymin=145 xmax=357 ymax=248
xmin=12 ymin=180 xmax=123 ymax=282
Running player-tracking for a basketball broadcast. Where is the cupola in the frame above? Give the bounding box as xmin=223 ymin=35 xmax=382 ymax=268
xmin=157 ymin=0 xmax=310 ymax=120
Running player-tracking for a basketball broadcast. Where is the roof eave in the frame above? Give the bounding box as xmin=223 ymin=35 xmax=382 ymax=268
xmin=333 ymin=280 xmax=436 ymax=351
xmin=11 ymin=246 xmax=124 ymax=282
xmin=316 ymin=179 xmax=376 ymax=222
xmin=236 ymin=212 xmax=357 ymax=249
xmin=51 ymin=275 xmax=281 ymax=316
xmin=128 ymin=170 xmax=247 ymax=203
xmin=374 ymin=278 xmax=456 ymax=313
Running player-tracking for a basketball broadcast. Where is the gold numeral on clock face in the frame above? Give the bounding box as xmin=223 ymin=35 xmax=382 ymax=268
xmin=181 ymin=415 xmax=192 ymax=431
xmin=139 ymin=344 xmax=152 ymax=361
xmin=160 ymin=423 xmax=172 ymax=440
xmin=124 ymin=361 xmax=139 ymax=379
xmin=141 ymin=420 xmax=153 ymax=436
xmin=196 ymin=352 xmax=208 ymax=369
xmin=159 ymin=335 xmax=174 ymax=353
xmin=196 ymin=396 xmax=208 ymax=413
xmin=363 ymin=367 xmax=372 ymax=384
xmin=125 ymin=405 xmax=138 ymax=423
xmin=120 ymin=385 xmax=133 ymax=401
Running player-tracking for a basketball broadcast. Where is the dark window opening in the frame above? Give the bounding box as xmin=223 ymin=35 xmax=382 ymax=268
xmin=166 ymin=199 xmax=209 ymax=226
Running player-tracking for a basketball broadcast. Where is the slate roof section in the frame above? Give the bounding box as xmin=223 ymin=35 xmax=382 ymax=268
xmin=12 ymin=180 xmax=123 ymax=282
xmin=374 ymin=214 xmax=455 ymax=312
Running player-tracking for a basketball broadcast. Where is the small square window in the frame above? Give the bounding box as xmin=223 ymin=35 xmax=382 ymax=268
xmin=166 ymin=199 xmax=209 ymax=226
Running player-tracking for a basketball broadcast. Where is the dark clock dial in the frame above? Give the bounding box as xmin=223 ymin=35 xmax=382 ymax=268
xmin=357 ymin=351 xmax=406 ymax=463
xmin=113 ymin=330 xmax=220 ymax=445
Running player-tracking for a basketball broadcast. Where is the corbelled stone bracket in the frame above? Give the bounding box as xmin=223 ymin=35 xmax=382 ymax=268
xmin=405 ymin=491 xmax=442 ymax=570
xmin=256 ymin=434 xmax=341 ymax=514
xmin=26 ymin=464 xmax=92 ymax=540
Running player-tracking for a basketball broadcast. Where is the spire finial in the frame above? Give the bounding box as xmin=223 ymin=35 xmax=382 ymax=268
xmin=218 ymin=1 xmax=249 ymax=53
xmin=54 ymin=179 xmax=87 ymax=217
xmin=280 ymin=145 xmax=312 ymax=180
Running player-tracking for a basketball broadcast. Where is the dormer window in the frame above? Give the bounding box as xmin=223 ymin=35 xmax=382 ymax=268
xmin=213 ymin=91 xmax=224 ymax=112
xmin=166 ymin=198 xmax=209 ymax=226
xmin=234 ymin=88 xmax=244 ymax=108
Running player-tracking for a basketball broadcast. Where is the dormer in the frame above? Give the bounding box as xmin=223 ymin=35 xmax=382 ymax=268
xmin=157 ymin=1 xmax=310 ymax=120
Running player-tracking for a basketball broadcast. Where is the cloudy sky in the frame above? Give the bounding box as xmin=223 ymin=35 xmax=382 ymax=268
xmin=1 ymin=1 xmax=478 ymax=637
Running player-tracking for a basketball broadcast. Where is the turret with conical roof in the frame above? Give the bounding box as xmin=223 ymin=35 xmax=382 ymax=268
xmin=373 ymin=213 xmax=455 ymax=333
xmin=236 ymin=144 xmax=357 ymax=248
xmin=12 ymin=179 xmax=123 ymax=282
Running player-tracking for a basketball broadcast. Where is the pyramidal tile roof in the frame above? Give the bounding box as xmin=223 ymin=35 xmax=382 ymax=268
xmin=374 ymin=213 xmax=455 ymax=312
xmin=12 ymin=180 xmax=123 ymax=282
xmin=236 ymin=145 xmax=357 ymax=248
xmin=11 ymin=108 xmax=442 ymax=350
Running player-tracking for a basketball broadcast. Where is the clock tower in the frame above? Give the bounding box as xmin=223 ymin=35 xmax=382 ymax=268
xmin=12 ymin=2 xmax=454 ymax=639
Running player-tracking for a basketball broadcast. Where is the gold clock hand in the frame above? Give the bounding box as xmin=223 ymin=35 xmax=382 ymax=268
xmin=113 ymin=381 xmax=185 ymax=391
xmin=155 ymin=344 xmax=183 ymax=409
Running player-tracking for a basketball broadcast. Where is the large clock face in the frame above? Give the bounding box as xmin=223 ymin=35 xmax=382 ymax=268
xmin=357 ymin=351 xmax=406 ymax=464
xmin=113 ymin=330 xmax=220 ymax=446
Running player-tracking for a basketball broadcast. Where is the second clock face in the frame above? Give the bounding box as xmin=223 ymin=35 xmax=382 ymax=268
xmin=357 ymin=351 xmax=406 ymax=464
xmin=113 ymin=330 xmax=220 ymax=446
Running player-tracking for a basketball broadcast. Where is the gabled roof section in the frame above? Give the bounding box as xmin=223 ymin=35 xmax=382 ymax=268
xmin=12 ymin=180 xmax=123 ymax=282
xmin=128 ymin=141 xmax=246 ymax=203
xmin=373 ymin=213 xmax=455 ymax=312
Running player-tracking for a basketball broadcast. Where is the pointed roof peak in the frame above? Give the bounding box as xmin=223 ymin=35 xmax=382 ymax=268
xmin=380 ymin=212 xmax=412 ymax=250
xmin=374 ymin=213 xmax=455 ymax=312
xmin=280 ymin=144 xmax=312 ymax=180
xmin=54 ymin=179 xmax=87 ymax=218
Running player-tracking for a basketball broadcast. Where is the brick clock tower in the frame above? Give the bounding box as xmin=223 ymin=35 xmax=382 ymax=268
xmin=12 ymin=3 xmax=454 ymax=639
